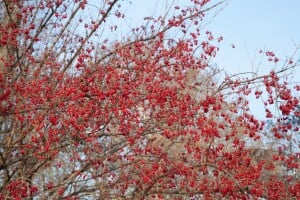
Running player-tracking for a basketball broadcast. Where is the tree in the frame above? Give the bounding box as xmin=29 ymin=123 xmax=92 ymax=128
xmin=0 ymin=0 xmax=299 ymax=199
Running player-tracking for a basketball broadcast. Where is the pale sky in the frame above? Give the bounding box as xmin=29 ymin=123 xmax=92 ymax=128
xmin=118 ymin=0 xmax=300 ymax=119
xmin=119 ymin=1 xmax=300 ymax=73
xmin=206 ymin=0 xmax=300 ymax=119
xmin=207 ymin=0 xmax=300 ymax=73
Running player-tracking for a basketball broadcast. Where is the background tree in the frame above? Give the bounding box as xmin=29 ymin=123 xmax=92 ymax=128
xmin=0 ymin=0 xmax=299 ymax=199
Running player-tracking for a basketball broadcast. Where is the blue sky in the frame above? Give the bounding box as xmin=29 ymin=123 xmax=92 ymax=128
xmin=119 ymin=0 xmax=300 ymax=119
xmin=121 ymin=0 xmax=300 ymax=73
xmin=205 ymin=0 xmax=300 ymax=118
xmin=206 ymin=0 xmax=300 ymax=73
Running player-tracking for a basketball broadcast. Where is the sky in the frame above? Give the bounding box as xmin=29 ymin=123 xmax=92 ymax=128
xmin=205 ymin=0 xmax=300 ymax=119
xmin=206 ymin=0 xmax=300 ymax=73
xmin=118 ymin=0 xmax=300 ymax=119
xmin=122 ymin=0 xmax=300 ymax=72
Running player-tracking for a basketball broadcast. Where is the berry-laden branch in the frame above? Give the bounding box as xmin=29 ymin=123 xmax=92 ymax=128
xmin=0 ymin=0 xmax=299 ymax=199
